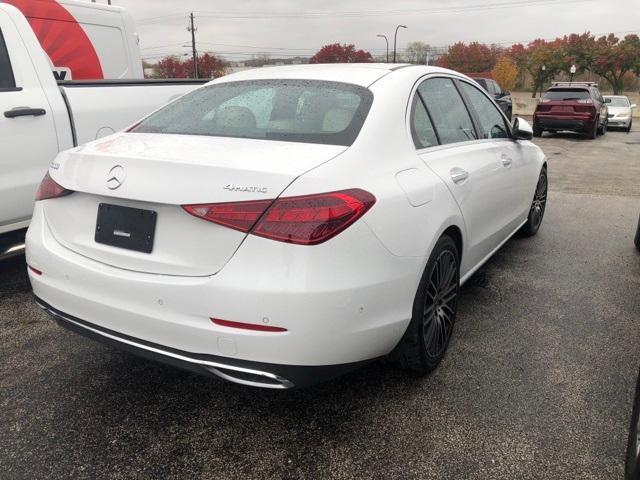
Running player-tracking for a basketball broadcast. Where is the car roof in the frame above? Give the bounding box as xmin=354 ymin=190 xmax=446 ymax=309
xmin=208 ymin=63 xmax=461 ymax=88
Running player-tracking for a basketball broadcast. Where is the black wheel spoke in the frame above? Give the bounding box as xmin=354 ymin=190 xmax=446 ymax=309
xmin=422 ymin=249 xmax=458 ymax=359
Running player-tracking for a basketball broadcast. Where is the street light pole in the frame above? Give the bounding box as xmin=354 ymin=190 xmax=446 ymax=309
xmin=393 ymin=25 xmax=407 ymax=63
xmin=377 ymin=34 xmax=389 ymax=63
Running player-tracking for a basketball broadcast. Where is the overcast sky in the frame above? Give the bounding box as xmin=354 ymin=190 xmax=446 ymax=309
xmin=110 ymin=0 xmax=640 ymax=62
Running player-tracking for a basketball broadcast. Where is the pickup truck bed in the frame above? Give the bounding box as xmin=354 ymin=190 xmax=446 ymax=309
xmin=59 ymin=79 xmax=206 ymax=146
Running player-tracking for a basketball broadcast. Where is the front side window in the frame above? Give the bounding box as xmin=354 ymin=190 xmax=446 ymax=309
xmin=458 ymin=81 xmax=510 ymax=139
xmin=0 ymin=29 xmax=16 ymax=90
xmin=132 ymin=80 xmax=373 ymax=146
xmin=417 ymin=78 xmax=477 ymax=145
xmin=606 ymin=97 xmax=630 ymax=107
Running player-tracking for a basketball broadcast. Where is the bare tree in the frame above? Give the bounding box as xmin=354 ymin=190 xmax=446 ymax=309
xmin=405 ymin=41 xmax=431 ymax=64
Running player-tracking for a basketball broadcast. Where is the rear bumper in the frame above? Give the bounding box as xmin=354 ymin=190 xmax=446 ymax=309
xmin=26 ymin=202 xmax=419 ymax=382
xmin=533 ymin=114 xmax=594 ymax=131
xmin=35 ymin=296 xmax=372 ymax=389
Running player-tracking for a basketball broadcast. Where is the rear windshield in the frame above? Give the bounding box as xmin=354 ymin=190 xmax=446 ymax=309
xmin=543 ymin=89 xmax=590 ymax=101
xmin=131 ymin=79 xmax=374 ymax=146
xmin=605 ymin=97 xmax=630 ymax=107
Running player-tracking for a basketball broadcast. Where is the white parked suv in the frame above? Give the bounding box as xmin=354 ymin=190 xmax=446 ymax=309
xmin=26 ymin=64 xmax=547 ymax=388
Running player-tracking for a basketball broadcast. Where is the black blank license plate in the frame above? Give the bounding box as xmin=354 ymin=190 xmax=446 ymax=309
xmin=95 ymin=203 xmax=157 ymax=253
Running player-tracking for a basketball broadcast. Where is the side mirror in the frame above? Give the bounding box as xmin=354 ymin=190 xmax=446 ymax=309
xmin=631 ymin=104 xmax=637 ymax=109
xmin=512 ymin=117 xmax=533 ymax=140
xmin=604 ymin=98 xmax=612 ymax=104
xmin=503 ymin=90 xmax=510 ymax=97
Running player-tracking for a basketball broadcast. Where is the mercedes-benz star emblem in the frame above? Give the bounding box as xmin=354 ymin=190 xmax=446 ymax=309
xmin=106 ymin=165 xmax=126 ymax=190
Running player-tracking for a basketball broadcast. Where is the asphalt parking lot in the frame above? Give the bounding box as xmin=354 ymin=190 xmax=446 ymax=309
xmin=1 ymin=124 xmax=639 ymax=479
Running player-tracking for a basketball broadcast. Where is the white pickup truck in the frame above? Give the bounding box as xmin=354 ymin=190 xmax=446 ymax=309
xmin=0 ymin=3 xmax=206 ymax=259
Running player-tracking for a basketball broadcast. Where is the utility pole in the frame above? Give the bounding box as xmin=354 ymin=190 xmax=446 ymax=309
xmin=188 ymin=12 xmax=198 ymax=79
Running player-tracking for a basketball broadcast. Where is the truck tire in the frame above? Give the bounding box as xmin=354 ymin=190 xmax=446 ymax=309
xmin=587 ymin=117 xmax=598 ymax=139
xmin=598 ymin=118 xmax=607 ymax=135
xmin=533 ymin=124 xmax=542 ymax=137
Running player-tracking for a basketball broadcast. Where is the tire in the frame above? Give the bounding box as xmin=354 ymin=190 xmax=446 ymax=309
xmin=520 ymin=166 xmax=548 ymax=237
xmin=625 ymin=368 xmax=640 ymax=479
xmin=635 ymin=215 xmax=640 ymax=252
xmin=391 ymin=235 xmax=460 ymax=374
xmin=587 ymin=117 xmax=598 ymax=139
xmin=533 ymin=124 xmax=543 ymax=137
xmin=598 ymin=118 xmax=607 ymax=135
xmin=628 ymin=120 xmax=633 ymax=133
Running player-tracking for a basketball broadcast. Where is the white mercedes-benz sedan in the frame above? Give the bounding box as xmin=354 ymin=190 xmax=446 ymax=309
xmin=26 ymin=64 xmax=547 ymax=389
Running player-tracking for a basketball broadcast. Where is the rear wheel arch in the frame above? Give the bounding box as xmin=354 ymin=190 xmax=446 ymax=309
xmin=442 ymin=225 xmax=463 ymax=264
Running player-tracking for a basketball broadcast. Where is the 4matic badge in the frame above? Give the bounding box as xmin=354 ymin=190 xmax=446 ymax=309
xmin=223 ymin=184 xmax=268 ymax=194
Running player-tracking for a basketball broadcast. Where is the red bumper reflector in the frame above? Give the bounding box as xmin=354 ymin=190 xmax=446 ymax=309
xmin=211 ymin=318 xmax=287 ymax=333
xmin=28 ymin=265 xmax=43 ymax=275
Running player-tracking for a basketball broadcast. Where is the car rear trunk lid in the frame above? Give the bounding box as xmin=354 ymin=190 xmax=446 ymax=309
xmin=44 ymin=133 xmax=346 ymax=276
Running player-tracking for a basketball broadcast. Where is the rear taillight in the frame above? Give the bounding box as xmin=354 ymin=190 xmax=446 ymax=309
xmin=577 ymin=98 xmax=593 ymax=104
xmin=35 ymin=172 xmax=73 ymax=201
xmin=183 ymin=189 xmax=375 ymax=245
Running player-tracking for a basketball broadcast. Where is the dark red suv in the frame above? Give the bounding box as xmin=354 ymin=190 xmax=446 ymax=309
xmin=533 ymin=82 xmax=609 ymax=139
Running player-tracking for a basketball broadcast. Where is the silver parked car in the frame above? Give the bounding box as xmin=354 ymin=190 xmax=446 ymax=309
xmin=604 ymin=95 xmax=636 ymax=132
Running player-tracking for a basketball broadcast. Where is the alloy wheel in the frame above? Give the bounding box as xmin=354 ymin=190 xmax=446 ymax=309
xmin=530 ymin=170 xmax=547 ymax=230
xmin=422 ymin=250 xmax=458 ymax=358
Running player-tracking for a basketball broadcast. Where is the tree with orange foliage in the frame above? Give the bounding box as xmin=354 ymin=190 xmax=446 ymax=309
xmin=491 ymin=56 xmax=518 ymax=91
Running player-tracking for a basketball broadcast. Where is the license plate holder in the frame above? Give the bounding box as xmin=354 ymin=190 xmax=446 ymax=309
xmin=95 ymin=203 xmax=157 ymax=253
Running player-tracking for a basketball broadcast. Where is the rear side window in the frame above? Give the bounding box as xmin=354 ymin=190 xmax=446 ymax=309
xmin=418 ymin=78 xmax=477 ymax=145
xmin=543 ymin=89 xmax=590 ymax=101
xmin=458 ymin=82 xmax=510 ymax=139
xmin=132 ymin=79 xmax=374 ymax=146
xmin=0 ymin=29 xmax=16 ymax=90
xmin=410 ymin=95 xmax=438 ymax=149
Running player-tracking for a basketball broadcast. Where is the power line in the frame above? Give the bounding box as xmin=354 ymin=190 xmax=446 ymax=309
xmin=140 ymin=28 xmax=640 ymax=59
xmin=137 ymin=0 xmax=595 ymax=24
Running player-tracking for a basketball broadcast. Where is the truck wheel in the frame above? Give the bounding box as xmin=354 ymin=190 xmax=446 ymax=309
xmin=533 ymin=124 xmax=542 ymax=137
xmin=598 ymin=118 xmax=607 ymax=135
xmin=587 ymin=117 xmax=598 ymax=139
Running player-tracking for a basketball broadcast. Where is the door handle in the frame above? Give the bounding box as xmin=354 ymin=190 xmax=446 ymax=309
xmin=450 ymin=167 xmax=469 ymax=184
xmin=500 ymin=154 xmax=513 ymax=167
xmin=4 ymin=107 xmax=47 ymax=118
